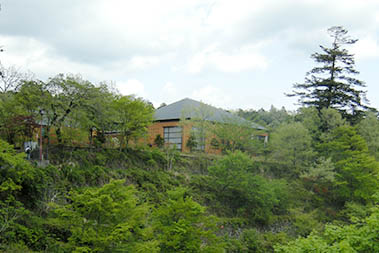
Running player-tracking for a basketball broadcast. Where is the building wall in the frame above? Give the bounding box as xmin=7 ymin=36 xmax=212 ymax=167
xmin=147 ymin=120 xmax=221 ymax=154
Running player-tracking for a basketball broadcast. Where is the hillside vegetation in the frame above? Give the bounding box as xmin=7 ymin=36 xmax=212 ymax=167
xmin=1 ymin=104 xmax=378 ymax=252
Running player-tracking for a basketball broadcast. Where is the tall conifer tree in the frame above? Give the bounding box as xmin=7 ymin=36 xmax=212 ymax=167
xmin=289 ymin=26 xmax=370 ymax=123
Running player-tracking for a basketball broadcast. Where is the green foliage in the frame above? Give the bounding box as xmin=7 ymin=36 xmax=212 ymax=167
xmin=301 ymin=157 xmax=336 ymax=203
xmin=60 ymin=126 xmax=89 ymax=146
xmin=0 ymin=139 xmax=40 ymax=205
xmin=0 ymin=197 xmax=29 ymax=248
xmin=163 ymin=145 xmax=181 ymax=171
xmin=269 ymin=122 xmax=314 ymax=177
xmin=113 ymin=96 xmax=154 ymax=150
xmin=186 ymin=134 xmax=198 ymax=152
xmin=123 ymin=166 xmax=184 ymax=204
xmin=319 ymin=107 xmax=347 ymax=133
xmin=154 ymin=134 xmax=164 ymax=148
xmin=153 ymin=187 xmax=224 ymax=252
xmin=78 ymin=82 xmax=118 ymax=146
xmin=50 ymin=180 xmax=158 ymax=252
xmin=208 ymin=151 xmax=288 ymax=224
xmin=275 ymin=200 xmax=379 ymax=252
xmin=14 ymin=75 xmax=120 ymax=150
xmin=239 ymin=228 xmax=262 ymax=252
xmin=210 ymin=137 xmax=219 ymax=149
xmin=0 ymin=140 xmax=58 ymax=251
xmin=223 ymin=228 xmax=290 ymax=253
xmin=302 ymin=157 xmax=336 ymax=184
xmin=339 ymin=201 xmax=369 ymax=222
xmin=15 ymin=80 xmax=51 ymax=119
xmin=181 ymin=102 xmax=215 ymax=152
xmin=290 ymin=208 xmax=323 ymax=237
xmin=295 ymin=107 xmax=322 ymax=139
xmin=212 ymin=116 xmax=264 ymax=155
xmin=237 ymin=105 xmax=293 ymax=129
xmin=319 ymin=126 xmax=379 ymax=203
xmin=0 ymin=92 xmax=29 ymax=145
xmin=358 ymin=111 xmax=379 ymax=160
xmin=223 ymin=228 xmax=263 ymax=253
xmin=208 ymin=150 xmax=257 ymax=183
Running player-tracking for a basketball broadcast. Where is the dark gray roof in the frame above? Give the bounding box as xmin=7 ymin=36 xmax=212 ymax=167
xmin=154 ymin=98 xmax=265 ymax=130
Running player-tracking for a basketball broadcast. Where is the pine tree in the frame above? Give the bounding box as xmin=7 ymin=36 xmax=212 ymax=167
xmin=289 ymin=26 xmax=370 ymax=123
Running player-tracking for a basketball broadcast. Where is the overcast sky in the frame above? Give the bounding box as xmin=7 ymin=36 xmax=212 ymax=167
xmin=0 ymin=0 xmax=378 ymax=111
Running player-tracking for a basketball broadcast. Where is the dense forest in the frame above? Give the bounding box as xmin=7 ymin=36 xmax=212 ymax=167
xmin=1 ymin=27 xmax=378 ymax=252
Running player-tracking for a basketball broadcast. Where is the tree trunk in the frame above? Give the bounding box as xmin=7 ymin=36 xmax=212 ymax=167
xmin=56 ymin=127 xmax=63 ymax=144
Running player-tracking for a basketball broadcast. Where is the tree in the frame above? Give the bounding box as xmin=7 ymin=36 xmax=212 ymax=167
xmin=50 ymin=180 xmax=158 ymax=252
xmin=319 ymin=125 xmax=379 ymax=204
xmin=0 ymin=92 xmax=28 ymax=144
xmin=181 ymin=102 xmax=214 ymax=152
xmin=238 ymin=105 xmax=293 ymax=129
xmin=275 ymin=199 xmax=379 ymax=253
xmin=157 ymin=103 xmax=167 ymax=109
xmin=73 ymin=82 xmax=118 ymax=148
xmin=0 ymin=139 xmax=42 ymax=245
xmin=0 ymin=63 xmax=32 ymax=93
xmin=288 ymin=26 xmax=370 ymax=123
xmin=212 ymin=115 xmax=263 ymax=155
xmin=113 ymin=96 xmax=154 ymax=150
xmin=154 ymin=134 xmax=165 ymax=148
xmin=185 ymin=134 xmax=198 ymax=152
xmin=16 ymin=78 xmax=119 ymax=148
xmin=0 ymin=139 xmax=38 ymax=203
xmin=46 ymin=74 xmax=97 ymax=144
xmin=295 ymin=107 xmax=348 ymax=146
xmin=269 ymin=122 xmax=315 ymax=177
xmin=358 ymin=112 xmax=379 ymax=160
xmin=153 ymin=187 xmax=223 ymax=252
xmin=207 ymin=151 xmax=287 ymax=224
xmin=300 ymin=157 xmax=336 ymax=202
xmin=17 ymin=75 xmax=98 ymax=146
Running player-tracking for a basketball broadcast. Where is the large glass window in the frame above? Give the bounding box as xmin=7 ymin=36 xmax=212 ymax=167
xmin=164 ymin=126 xmax=182 ymax=150
xmin=191 ymin=127 xmax=205 ymax=151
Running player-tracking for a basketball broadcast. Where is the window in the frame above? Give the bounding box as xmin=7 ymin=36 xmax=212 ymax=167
xmin=191 ymin=127 xmax=205 ymax=151
xmin=164 ymin=126 xmax=182 ymax=150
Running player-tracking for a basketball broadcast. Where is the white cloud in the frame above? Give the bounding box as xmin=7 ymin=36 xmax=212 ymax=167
xmin=0 ymin=36 xmax=49 ymax=68
xmin=191 ymin=85 xmax=232 ymax=108
xmin=187 ymin=43 xmax=268 ymax=73
xmin=162 ymin=82 xmax=177 ymax=97
xmin=351 ymin=37 xmax=379 ymax=60
xmin=205 ymin=0 xmax=266 ymax=27
xmin=1 ymin=0 xmax=379 ymax=111
xmin=149 ymin=82 xmax=180 ymax=108
xmin=0 ymin=35 xmax=108 ymax=81
xmin=116 ymin=79 xmax=146 ymax=98
xmin=126 ymin=56 xmax=161 ymax=71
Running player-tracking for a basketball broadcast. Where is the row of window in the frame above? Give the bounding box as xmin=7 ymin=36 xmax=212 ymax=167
xmin=163 ymin=126 xmax=266 ymax=151
xmin=163 ymin=126 xmax=206 ymax=151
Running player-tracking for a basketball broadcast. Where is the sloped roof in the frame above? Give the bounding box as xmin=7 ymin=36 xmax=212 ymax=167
xmin=154 ymin=98 xmax=265 ymax=130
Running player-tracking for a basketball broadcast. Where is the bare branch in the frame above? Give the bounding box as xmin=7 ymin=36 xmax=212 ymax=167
xmin=0 ymin=63 xmax=34 ymax=93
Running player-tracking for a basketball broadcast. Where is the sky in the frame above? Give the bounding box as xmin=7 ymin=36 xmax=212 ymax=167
xmin=0 ymin=0 xmax=378 ymax=111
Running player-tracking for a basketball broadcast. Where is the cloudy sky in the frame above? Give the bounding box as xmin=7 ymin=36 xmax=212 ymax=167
xmin=0 ymin=0 xmax=378 ymax=111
